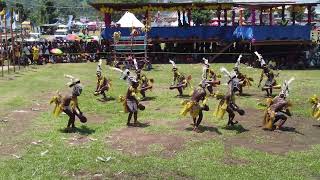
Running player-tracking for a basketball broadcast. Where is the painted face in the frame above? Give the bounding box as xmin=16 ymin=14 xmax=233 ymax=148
xmin=72 ymin=84 xmax=82 ymax=96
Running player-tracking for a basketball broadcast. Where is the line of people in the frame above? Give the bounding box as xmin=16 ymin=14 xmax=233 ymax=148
xmin=50 ymin=52 xmax=319 ymax=133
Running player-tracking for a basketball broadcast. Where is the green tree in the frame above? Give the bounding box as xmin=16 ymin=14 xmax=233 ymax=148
xmin=15 ymin=3 xmax=29 ymax=22
xmin=192 ymin=9 xmax=212 ymax=26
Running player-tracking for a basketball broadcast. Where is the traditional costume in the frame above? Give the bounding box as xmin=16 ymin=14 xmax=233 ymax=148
xmin=94 ymin=60 xmax=111 ymax=101
xmin=50 ymin=75 xmax=87 ymax=131
xmin=255 ymin=51 xmax=280 ymax=97
xmin=214 ymin=67 xmax=245 ymax=126
xmin=202 ymin=58 xmax=221 ymax=96
xmin=309 ymin=95 xmax=320 ymax=121
xmin=263 ymin=78 xmax=294 ymax=130
xmin=233 ymin=54 xmax=253 ymax=95
xmin=169 ymin=60 xmax=192 ymax=96
xmin=134 ymin=58 xmax=154 ymax=100
xmin=110 ymin=66 xmax=146 ymax=126
xmin=181 ymin=80 xmax=210 ymax=132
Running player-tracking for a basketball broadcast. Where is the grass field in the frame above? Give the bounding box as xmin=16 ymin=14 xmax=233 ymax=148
xmin=0 ymin=63 xmax=320 ymax=179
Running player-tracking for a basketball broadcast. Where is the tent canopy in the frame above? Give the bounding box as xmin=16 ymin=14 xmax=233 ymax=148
xmin=116 ymin=11 xmax=144 ymax=28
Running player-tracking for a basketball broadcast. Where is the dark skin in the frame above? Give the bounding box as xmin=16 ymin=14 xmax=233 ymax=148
xmin=191 ymin=87 xmax=207 ymax=132
xmin=95 ymin=74 xmax=109 ymax=100
xmin=221 ymin=78 xmax=244 ymax=126
xmin=259 ymin=66 xmax=277 ymax=97
xmin=126 ymin=83 xmax=140 ymax=126
xmin=269 ymin=95 xmax=291 ymax=129
xmin=170 ymin=69 xmax=187 ymax=96
xmin=62 ymin=95 xmax=82 ymax=130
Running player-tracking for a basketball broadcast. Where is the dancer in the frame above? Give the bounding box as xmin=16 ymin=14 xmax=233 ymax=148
xmin=214 ymin=67 xmax=245 ymax=127
xmin=181 ymin=80 xmax=210 ymax=132
xmin=263 ymin=78 xmax=294 ymax=130
xmin=202 ymin=58 xmax=221 ymax=96
xmin=233 ymin=54 xmax=253 ymax=95
xmin=309 ymin=95 xmax=320 ymax=121
xmin=255 ymin=51 xmax=280 ymax=97
xmin=94 ymin=60 xmax=111 ymax=101
xmin=50 ymin=75 xmax=87 ymax=131
xmin=169 ymin=60 xmax=192 ymax=96
xmin=134 ymin=58 xmax=154 ymax=100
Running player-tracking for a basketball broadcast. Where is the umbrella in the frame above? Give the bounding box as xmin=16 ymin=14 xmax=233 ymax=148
xmin=50 ymin=48 xmax=63 ymax=55
xmin=66 ymin=34 xmax=80 ymax=41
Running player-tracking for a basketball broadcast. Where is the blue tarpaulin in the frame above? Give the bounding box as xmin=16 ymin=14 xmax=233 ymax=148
xmin=102 ymin=25 xmax=311 ymax=42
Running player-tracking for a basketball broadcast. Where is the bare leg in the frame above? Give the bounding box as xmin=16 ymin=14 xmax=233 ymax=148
xmin=178 ymin=87 xmax=183 ymax=96
xmin=64 ymin=109 xmax=75 ymax=130
xmin=127 ymin=112 xmax=133 ymax=126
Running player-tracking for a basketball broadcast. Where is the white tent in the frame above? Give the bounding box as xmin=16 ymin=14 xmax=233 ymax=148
xmin=117 ymin=11 xmax=144 ymax=28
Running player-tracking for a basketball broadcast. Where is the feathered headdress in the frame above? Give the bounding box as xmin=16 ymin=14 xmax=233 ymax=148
xmin=109 ymin=67 xmax=135 ymax=85
xmin=254 ymin=51 xmax=266 ymax=67
xmin=133 ymin=58 xmax=139 ymax=71
xmin=96 ymin=59 xmax=102 ymax=75
xmin=169 ymin=59 xmax=177 ymax=70
xmin=202 ymin=58 xmax=210 ymax=79
xmin=220 ymin=67 xmax=236 ymax=79
xmin=64 ymin=74 xmax=80 ymax=87
xmin=280 ymin=77 xmax=295 ymax=97
xmin=235 ymin=54 xmax=242 ymax=69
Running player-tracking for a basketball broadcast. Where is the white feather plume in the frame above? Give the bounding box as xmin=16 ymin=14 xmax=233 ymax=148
xmin=133 ymin=58 xmax=138 ymax=70
xmin=220 ymin=67 xmax=231 ymax=78
xmin=254 ymin=51 xmax=266 ymax=67
xmin=169 ymin=59 xmax=176 ymax=68
xmin=203 ymin=57 xmax=209 ymax=65
xmin=109 ymin=67 xmax=123 ymax=73
xmin=235 ymin=54 xmax=242 ymax=68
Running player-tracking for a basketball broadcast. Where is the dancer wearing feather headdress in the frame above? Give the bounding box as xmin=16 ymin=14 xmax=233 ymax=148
xmin=263 ymin=78 xmax=294 ymax=130
xmin=201 ymin=58 xmax=221 ymax=96
xmin=309 ymin=95 xmax=320 ymax=121
xmin=49 ymin=75 xmax=87 ymax=132
xmin=214 ymin=67 xmax=245 ymax=127
xmin=133 ymin=58 xmax=154 ymax=100
xmin=233 ymin=54 xmax=253 ymax=95
xmin=109 ymin=66 xmax=146 ymax=126
xmin=181 ymin=80 xmax=210 ymax=132
xmin=169 ymin=60 xmax=192 ymax=97
xmin=255 ymin=52 xmax=280 ymax=97
xmin=94 ymin=59 xmax=111 ymax=101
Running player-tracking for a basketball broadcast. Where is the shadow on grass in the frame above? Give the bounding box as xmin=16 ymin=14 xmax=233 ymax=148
xmin=141 ymin=96 xmax=157 ymax=101
xmin=59 ymin=125 xmax=96 ymax=135
xmin=222 ymin=124 xmax=249 ymax=134
xmin=280 ymin=126 xmax=304 ymax=135
xmin=127 ymin=122 xmax=150 ymax=128
xmin=185 ymin=125 xmax=222 ymax=135
xmin=97 ymin=96 xmax=116 ymax=102
xmin=238 ymin=93 xmax=253 ymax=97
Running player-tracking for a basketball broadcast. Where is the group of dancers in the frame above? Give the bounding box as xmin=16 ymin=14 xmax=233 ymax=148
xmin=50 ymin=52 xmax=319 ymax=133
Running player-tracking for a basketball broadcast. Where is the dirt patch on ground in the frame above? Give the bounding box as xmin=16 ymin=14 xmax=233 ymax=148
xmin=0 ymin=102 xmax=49 ymax=156
xmin=108 ymin=127 xmax=186 ymax=157
xmin=172 ymin=119 xmax=222 ymax=138
xmin=85 ymin=114 xmax=106 ymax=124
xmin=224 ymin=108 xmax=320 ymax=154
xmin=223 ymin=156 xmax=251 ymax=165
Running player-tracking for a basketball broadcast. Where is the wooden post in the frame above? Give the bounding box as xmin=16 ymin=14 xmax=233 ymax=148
xmin=269 ymin=7 xmax=273 ymax=25
xmin=232 ymin=9 xmax=235 ymax=26
xmin=251 ymin=8 xmax=256 ymax=25
xmin=224 ymin=9 xmax=227 ymax=26
xmin=4 ymin=10 xmax=9 ymax=74
xmin=282 ymin=5 xmax=285 ymax=22
xmin=217 ymin=7 xmax=221 ymax=26
xmin=144 ymin=10 xmax=148 ymax=62
xmin=259 ymin=8 xmax=263 ymax=25
xmin=307 ymin=5 xmax=312 ymax=24
xmin=1 ymin=19 xmax=3 ymax=77
xmin=10 ymin=8 xmax=15 ymax=73
xmin=292 ymin=6 xmax=296 ymax=25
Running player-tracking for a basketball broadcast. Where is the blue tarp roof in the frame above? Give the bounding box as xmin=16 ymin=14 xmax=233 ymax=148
xmin=102 ymin=25 xmax=311 ymax=42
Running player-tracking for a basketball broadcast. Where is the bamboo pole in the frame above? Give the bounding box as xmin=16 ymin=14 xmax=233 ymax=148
xmin=10 ymin=8 xmax=15 ymax=73
xmin=4 ymin=9 xmax=9 ymax=74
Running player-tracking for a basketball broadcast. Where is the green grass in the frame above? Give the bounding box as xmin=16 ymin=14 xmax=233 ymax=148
xmin=0 ymin=63 xmax=319 ymax=179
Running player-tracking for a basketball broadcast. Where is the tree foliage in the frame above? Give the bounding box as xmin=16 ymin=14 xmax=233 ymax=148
xmin=192 ymin=9 xmax=212 ymax=26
